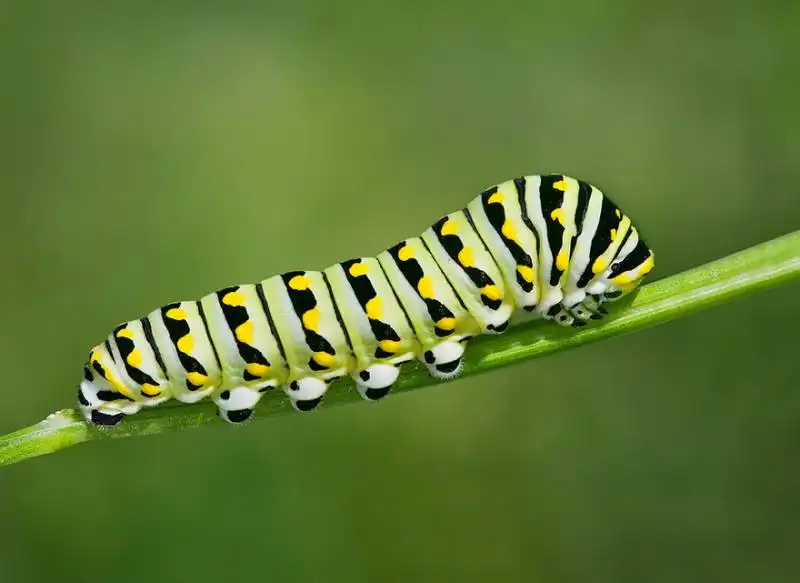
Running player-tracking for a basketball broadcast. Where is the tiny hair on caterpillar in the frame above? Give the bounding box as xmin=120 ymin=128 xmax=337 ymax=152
xmin=79 ymin=174 xmax=655 ymax=426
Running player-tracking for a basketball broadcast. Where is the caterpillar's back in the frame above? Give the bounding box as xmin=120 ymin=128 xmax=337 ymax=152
xmin=79 ymin=174 xmax=655 ymax=426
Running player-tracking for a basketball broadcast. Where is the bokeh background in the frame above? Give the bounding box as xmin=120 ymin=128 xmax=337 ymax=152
xmin=1 ymin=1 xmax=799 ymax=582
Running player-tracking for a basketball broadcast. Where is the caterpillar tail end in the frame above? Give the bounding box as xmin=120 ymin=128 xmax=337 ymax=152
xmin=78 ymin=370 xmax=141 ymax=428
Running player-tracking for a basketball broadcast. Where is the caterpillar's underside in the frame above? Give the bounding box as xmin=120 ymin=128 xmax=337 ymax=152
xmin=79 ymin=174 xmax=655 ymax=426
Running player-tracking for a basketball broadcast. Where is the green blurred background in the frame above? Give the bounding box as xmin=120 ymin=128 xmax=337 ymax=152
xmin=1 ymin=1 xmax=799 ymax=581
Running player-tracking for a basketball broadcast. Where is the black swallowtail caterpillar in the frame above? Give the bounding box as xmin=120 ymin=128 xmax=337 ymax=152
xmin=79 ymin=174 xmax=655 ymax=426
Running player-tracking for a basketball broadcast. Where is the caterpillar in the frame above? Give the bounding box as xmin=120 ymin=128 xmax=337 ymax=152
xmin=78 ymin=174 xmax=655 ymax=427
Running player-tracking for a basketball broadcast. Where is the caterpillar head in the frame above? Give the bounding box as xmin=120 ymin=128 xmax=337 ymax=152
xmin=587 ymin=235 xmax=655 ymax=300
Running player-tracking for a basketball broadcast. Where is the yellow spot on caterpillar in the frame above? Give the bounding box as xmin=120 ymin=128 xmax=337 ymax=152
xmin=517 ymin=265 xmax=535 ymax=283
xmin=440 ymin=219 xmax=458 ymax=236
xmin=610 ymin=228 xmax=617 ymax=240
xmin=398 ymin=244 xmax=414 ymax=261
xmin=302 ymin=308 xmax=320 ymax=331
xmin=550 ymin=208 xmax=566 ymax=226
xmin=107 ymin=374 xmax=133 ymax=398
xmin=288 ymin=275 xmax=310 ymax=291
xmin=501 ymin=220 xmax=518 ymax=242
xmin=126 ymin=349 xmax=143 ymax=368
xmin=417 ymin=276 xmax=434 ymax=299
xmin=640 ymin=254 xmax=655 ymax=275
xmin=177 ymin=334 xmax=194 ymax=354
xmin=116 ymin=328 xmax=134 ymax=339
xmin=313 ymin=351 xmax=335 ymax=367
xmin=556 ymin=251 xmax=569 ymax=271
xmin=223 ymin=291 xmax=246 ymax=307
xmin=487 ymin=192 xmax=504 ymax=204
xmin=592 ymin=257 xmax=608 ymax=274
xmin=457 ymin=247 xmax=474 ymax=267
xmin=365 ymin=297 xmax=383 ymax=320
xmin=436 ymin=317 xmax=457 ymax=331
xmin=613 ymin=272 xmax=633 ymax=285
xmin=89 ymin=351 xmax=135 ymax=398
xmin=235 ymin=321 xmax=254 ymax=344
xmin=481 ymin=284 xmax=501 ymax=301
xmin=615 ymin=209 xmax=622 ymax=218
xmin=141 ymin=383 xmax=161 ymax=397
xmin=348 ymin=262 xmax=368 ymax=277
xmin=166 ymin=307 xmax=187 ymax=320
xmin=245 ymin=363 xmax=270 ymax=378
xmin=186 ymin=372 xmax=209 ymax=388
xmin=553 ymin=180 xmax=568 ymax=191
xmin=378 ymin=339 xmax=401 ymax=353
xmin=112 ymin=379 xmax=135 ymax=398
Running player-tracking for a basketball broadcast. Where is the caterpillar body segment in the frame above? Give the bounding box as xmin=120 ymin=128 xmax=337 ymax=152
xmin=78 ymin=173 xmax=655 ymax=427
xmin=518 ymin=174 xmax=583 ymax=319
xmin=149 ymin=301 xmax=222 ymax=404
xmin=465 ymin=180 xmax=541 ymax=312
xmin=421 ymin=211 xmax=515 ymax=334
xmin=378 ymin=238 xmax=481 ymax=380
xmin=263 ymin=271 xmax=354 ymax=412
xmin=323 ymin=258 xmax=417 ymax=401
xmin=199 ymin=284 xmax=288 ymax=423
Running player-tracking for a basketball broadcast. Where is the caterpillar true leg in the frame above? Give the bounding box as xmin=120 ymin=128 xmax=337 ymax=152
xmin=568 ymin=298 xmax=605 ymax=323
xmin=542 ymin=304 xmax=579 ymax=328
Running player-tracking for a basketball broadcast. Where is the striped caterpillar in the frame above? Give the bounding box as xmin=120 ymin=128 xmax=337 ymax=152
xmin=79 ymin=174 xmax=655 ymax=426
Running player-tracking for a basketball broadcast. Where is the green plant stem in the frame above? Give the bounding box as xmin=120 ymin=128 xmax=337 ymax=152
xmin=2 ymin=230 xmax=799 ymax=468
